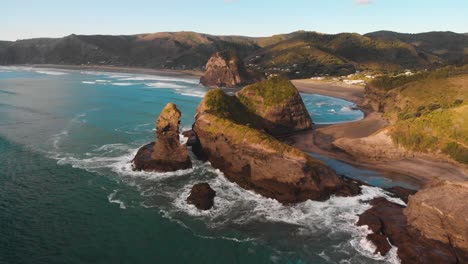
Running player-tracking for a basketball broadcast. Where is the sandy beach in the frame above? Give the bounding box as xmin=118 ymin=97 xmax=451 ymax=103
xmin=290 ymin=79 xmax=468 ymax=188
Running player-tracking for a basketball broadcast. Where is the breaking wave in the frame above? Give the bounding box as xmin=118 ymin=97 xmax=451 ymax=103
xmin=145 ymin=82 xmax=186 ymax=89
xmin=35 ymin=70 xmax=69 ymax=76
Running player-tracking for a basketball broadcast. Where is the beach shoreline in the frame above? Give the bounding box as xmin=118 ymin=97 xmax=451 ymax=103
xmin=290 ymin=79 xmax=468 ymax=188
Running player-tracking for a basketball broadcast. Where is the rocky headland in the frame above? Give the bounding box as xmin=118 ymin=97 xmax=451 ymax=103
xmin=191 ymin=76 xmax=361 ymax=204
xmin=133 ymin=103 xmax=192 ymax=172
xmin=199 ymin=50 xmax=264 ymax=88
xmin=358 ymin=180 xmax=468 ymax=263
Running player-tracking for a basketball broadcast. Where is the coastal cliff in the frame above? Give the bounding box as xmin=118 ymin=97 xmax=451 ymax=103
xmin=405 ymin=180 xmax=468 ymax=257
xmin=199 ymin=50 xmax=263 ymax=88
xmin=358 ymin=180 xmax=468 ymax=263
xmin=133 ymin=103 xmax=192 ymax=172
xmin=236 ymin=76 xmax=313 ymax=136
xmin=192 ymin=76 xmax=360 ymax=203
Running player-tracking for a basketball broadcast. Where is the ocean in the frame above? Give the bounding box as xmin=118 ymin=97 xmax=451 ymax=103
xmin=0 ymin=66 xmax=406 ymax=264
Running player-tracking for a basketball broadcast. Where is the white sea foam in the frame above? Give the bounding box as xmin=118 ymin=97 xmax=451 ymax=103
xmin=340 ymin=106 xmax=352 ymax=112
xmin=49 ymin=130 xmax=402 ymax=262
xmin=82 ymin=81 xmax=96 ymax=84
xmin=171 ymin=167 xmax=403 ymax=263
xmin=108 ymin=190 xmax=127 ymax=209
xmin=51 ymin=130 xmax=69 ymax=150
xmin=176 ymin=90 xmax=206 ymax=98
xmin=111 ymin=82 xmax=134 ymax=86
xmin=145 ymin=82 xmax=186 ymax=89
xmin=49 ymin=112 xmax=87 ymax=151
xmin=117 ymin=75 xmax=199 ymax=84
xmin=36 ymin=70 xmax=69 ymax=76
xmin=95 ymin=80 xmax=111 ymax=83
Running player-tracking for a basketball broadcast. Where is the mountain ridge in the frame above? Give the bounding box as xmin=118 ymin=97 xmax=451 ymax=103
xmin=1 ymin=30 xmax=467 ymax=77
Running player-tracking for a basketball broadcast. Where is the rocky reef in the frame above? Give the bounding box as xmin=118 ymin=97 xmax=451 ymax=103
xmin=199 ymin=50 xmax=263 ymax=88
xmin=133 ymin=103 xmax=192 ymax=172
xmin=192 ymin=76 xmax=360 ymax=204
xmin=186 ymin=183 xmax=216 ymax=210
xmin=358 ymin=180 xmax=468 ymax=263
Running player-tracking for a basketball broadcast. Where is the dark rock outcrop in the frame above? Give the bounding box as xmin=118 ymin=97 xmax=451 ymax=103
xmin=199 ymin=50 xmax=263 ymax=88
xmin=192 ymin=76 xmax=360 ymax=204
xmin=186 ymin=183 xmax=216 ymax=210
xmin=358 ymin=195 xmax=467 ymax=263
xmin=385 ymin=186 xmax=417 ymax=203
xmin=133 ymin=103 xmax=192 ymax=172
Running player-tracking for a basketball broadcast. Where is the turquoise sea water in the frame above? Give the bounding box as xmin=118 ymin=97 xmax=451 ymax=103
xmin=0 ymin=67 xmax=405 ymax=264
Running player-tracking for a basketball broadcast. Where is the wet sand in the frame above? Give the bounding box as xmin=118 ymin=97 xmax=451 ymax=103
xmin=291 ymin=79 xmax=468 ymax=188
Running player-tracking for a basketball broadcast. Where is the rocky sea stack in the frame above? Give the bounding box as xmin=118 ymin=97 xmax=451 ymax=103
xmin=192 ymin=76 xmax=360 ymax=203
xmin=199 ymin=50 xmax=264 ymax=88
xmin=186 ymin=183 xmax=216 ymax=210
xmin=133 ymin=103 xmax=192 ymax=172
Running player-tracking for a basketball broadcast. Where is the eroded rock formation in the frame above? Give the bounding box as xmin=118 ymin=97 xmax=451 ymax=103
xmin=192 ymin=76 xmax=360 ymax=204
xmin=357 ymin=181 xmax=468 ymax=263
xmin=236 ymin=76 xmax=313 ymax=136
xmin=405 ymin=180 xmax=468 ymax=257
xmin=133 ymin=103 xmax=192 ymax=172
xmin=186 ymin=183 xmax=216 ymax=210
xmin=199 ymin=50 xmax=263 ymax=88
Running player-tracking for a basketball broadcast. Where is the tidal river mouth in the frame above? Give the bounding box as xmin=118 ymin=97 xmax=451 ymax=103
xmin=0 ymin=67 xmax=403 ymax=264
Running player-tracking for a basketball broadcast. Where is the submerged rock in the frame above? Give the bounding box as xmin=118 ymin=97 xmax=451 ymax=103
xmin=199 ymin=50 xmax=264 ymax=88
xmin=193 ymin=76 xmax=359 ymax=204
xmin=186 ymin=183 xmax=216 ymax=210
xmin=132 ymin=103 xmax=192 ymax=172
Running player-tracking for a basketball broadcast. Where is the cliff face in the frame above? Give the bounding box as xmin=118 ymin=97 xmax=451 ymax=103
xmin=405 ymin=180 xmax=468 ymax=254
xmin=199 ymin=50 xmax=263 ymax=88
xmin=192 ymin=77 xmax=359 ymax=203
xmin=358 ymin=197 xmax=461 ymax=263
xmin=236 ymin=76 xmax=313 ymax=136
xmin=133 ymin=103 xmax=192 ymax=172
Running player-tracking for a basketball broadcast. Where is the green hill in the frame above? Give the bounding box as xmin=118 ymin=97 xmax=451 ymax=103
xmin=1 ymin=30 xmax=467 ymax=77
xmin=365 ymin=31 xmax=468 ymax=65
xmin=366 ymin=66 xmax=468 ymax=164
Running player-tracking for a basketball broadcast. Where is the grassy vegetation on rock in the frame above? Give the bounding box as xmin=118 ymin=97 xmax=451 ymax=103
xmin=237 ymin=76 xmax=299 ymax=117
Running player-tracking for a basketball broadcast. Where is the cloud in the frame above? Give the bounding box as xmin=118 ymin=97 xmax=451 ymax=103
xmin=354 ymin=0 xmax=371 ymax=5
xmin=224 ymin=0 xmax=236 ymax=2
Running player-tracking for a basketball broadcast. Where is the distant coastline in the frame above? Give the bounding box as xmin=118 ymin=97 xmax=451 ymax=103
xmin=24 ymin=64 xmax=204 ymax=79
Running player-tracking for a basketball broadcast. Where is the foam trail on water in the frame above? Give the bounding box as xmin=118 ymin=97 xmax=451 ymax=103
xmin=108 ymin=190 xmax=127 ymax=209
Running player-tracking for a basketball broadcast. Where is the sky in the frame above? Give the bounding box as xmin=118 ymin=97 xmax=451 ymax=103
xmin=2 ymin=0 xmax=467 ymax=41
